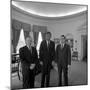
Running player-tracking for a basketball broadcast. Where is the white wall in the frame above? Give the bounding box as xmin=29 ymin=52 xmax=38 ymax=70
xmin=46 ymin=12 xmax=87 ymax=60
xmin=11 ymin=7 xmax=87 ymax=60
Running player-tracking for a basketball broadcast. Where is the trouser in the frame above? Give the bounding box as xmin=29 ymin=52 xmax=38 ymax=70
xmin=22 ymin=69 xmax=35 ymax=89
xmin=41 ymin=67 xmax=51 ymax=87
xmin=58 ymin=66 xmax=68 ymax=86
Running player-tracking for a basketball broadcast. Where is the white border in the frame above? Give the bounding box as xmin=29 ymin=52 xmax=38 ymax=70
xmin=0 ymin=0 xmax=89 ymax=90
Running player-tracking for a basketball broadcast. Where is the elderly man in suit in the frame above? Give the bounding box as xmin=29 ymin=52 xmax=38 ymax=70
xmin=39 ymin=32 xmax=55 ymax=87
xmin=19 ymin=36 xmax=38 ymax=88
xmin=56 ymin=35 xmax=71 ymax=86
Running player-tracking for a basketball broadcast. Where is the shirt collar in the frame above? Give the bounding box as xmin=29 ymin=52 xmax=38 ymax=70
xmin=26 ymin=45 xmax=31 ymax=49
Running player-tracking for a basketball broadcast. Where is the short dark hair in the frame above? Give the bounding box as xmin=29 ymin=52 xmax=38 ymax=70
xmin=61 ymin=35 xmax=66 ymax=39
xmin=46 ymin=32 xmax=52 ymax=36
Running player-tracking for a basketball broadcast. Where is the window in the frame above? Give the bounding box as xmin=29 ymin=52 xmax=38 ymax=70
xmin=16 ymin=31 xmax=43 ymax=55
xmin=16 ymin=29 xmax=26 ymax=53
xmin=36 ymin=32 xmax=42 ymax=56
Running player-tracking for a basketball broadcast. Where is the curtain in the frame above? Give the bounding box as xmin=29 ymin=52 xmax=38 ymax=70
xmin=12 ymin=19 xmax=22 ymax=30
xmin=23 ymin=31 xmax=30 ymax=40
xmin=38 ymin=26 xmax=47 ymax=33
xmin=12 ymin=19 xmax=22 ymax=53
xmin=39 ymin=26 xmax=47 ymax=40
xmin=32 ymin=25 xmax=47 ymax=46
xmin=13 ymin=29 xmax=21 ymax=53
xmin=32 ymin=25 xmax=39 ymax=47
xmin=33 ymin=31 xmax=39 ymax=47
xmin=22 ymin=22 xmax=31 ymax=39
xmin=41 ymin=32 xmax=46 ymax=40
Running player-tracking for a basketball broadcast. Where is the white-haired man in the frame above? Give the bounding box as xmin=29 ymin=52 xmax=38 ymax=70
xmin=19 ymin=36 xmax=38 ymax=88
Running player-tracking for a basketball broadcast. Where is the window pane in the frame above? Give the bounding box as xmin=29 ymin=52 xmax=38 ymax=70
xmin=36 ymin=32 xmax=42 ymax=56
xmin=16 ymin=29 xmax=26 ymax=53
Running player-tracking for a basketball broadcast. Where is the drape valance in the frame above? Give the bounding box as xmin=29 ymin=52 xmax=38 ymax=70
xmin=12 ymin=19 xmax=31 ymax=49
xmin=32 ymin=25 xmax=39 ymax=32
xmin=12 ymin=19 xmax=31 ymax=31
xmin=32 ymin=25 xmax=47 ymax=45
xmin=32 ymin=25 xmax=47 ymax=33
xmin=38 ymin=26 xmax=47 ymax=33
xmin=12 ymin=19 xmax=22 ymax=30
xmin=22 ymin=22 xmax=31 ymax=31
xmin=22 ymin=22 xmax=31 ymax=39
xmin=11 ymin=19 xmax=47 ymax=52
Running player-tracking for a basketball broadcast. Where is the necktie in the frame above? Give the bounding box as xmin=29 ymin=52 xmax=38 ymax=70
xmin=47 ymin=41 xmax=50 ymax=50
xmin=28 ymin=46 xmax=32 ymax=54
xmin=61 ymin=44 xmax=63 ymax=49
xmin=47 ymin=41 xmax=50 ymax=47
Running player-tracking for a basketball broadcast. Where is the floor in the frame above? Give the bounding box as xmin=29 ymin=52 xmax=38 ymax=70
xmin=11 ymin=60 xmax=87 ymax=89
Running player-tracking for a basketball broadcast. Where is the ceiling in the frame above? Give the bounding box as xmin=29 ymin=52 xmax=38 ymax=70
xmin=12 ymin=1 xmax=87 ymax=18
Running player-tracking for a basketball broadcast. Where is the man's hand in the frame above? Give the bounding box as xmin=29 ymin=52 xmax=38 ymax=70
xmin=30 ymin=64 xmax=35 ymax=70
xmin=40 ymin=61 xmax=43 ymax=65
xmin=52 ymin=61 xmax=55 ymax=66
xmin=68 ymin=65 xmax=71 ymax=68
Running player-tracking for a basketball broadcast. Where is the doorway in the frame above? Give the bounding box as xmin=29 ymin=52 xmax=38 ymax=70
xmin=81 ymin=35 xmax=87 ymax=61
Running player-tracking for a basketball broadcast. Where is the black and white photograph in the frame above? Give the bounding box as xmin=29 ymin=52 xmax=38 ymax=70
xmin=11 ymin=0 xmax=88 ymax=89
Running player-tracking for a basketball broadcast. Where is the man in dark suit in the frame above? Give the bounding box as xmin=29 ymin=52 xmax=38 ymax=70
xmin=56 ymin=35 xmax=71 ymax=86
xmin=39 ymin=32 xmax=55 ymax=87
xmin=19 ymin=36 xmax=38 ymax=88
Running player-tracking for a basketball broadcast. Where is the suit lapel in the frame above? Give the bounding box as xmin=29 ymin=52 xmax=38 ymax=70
xmin=63 ymin=44 xmax=66 ymax=50
xmin=26 ymin=46 xmax=32 ymax=55
xmin=45 ymin=40 xmax=47 ymax=49
xmin=60 ymin=44 xmax=66 ymax=51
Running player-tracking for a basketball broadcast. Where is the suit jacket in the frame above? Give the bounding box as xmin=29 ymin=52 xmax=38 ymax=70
xmin=39 ymin=40 xmax=55 ymax=69
xmin=56 ymin=44 xmax=71 ymax=68
xmin=19 ymin=46 xmax=38 ymax=73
